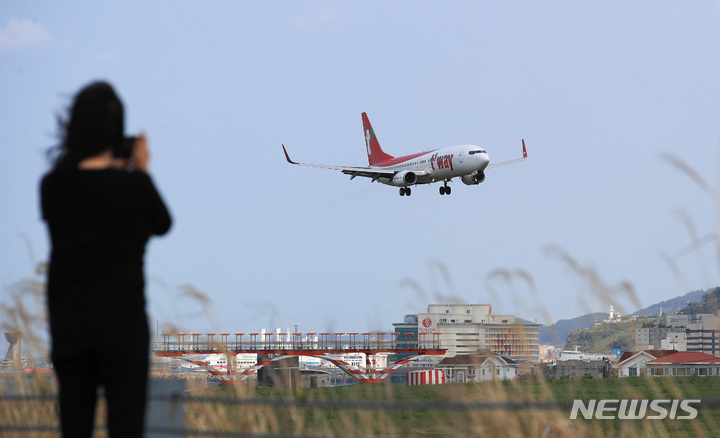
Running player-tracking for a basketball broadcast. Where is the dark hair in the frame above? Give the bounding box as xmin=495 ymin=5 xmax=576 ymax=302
xmin=50 ymin=81 xmax=125 ymax=171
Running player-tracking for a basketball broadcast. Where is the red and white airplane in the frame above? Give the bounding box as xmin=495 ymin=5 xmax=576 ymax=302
xmin=282 ymin=112 xmax=527 ymax=196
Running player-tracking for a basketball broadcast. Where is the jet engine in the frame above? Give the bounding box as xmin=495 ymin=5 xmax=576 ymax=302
xmin=461 ymin=171 xmax=485 ymax=185
xmin=391 ymin=171 xmax=417 ymax=187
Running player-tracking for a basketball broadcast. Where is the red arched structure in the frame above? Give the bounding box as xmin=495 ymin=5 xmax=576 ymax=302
xmin=153 ymin=332 xmax=445 ymax=384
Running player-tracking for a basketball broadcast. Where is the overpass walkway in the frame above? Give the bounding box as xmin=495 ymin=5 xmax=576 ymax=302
xmin=152 ymin=332 xmax=445 ymax=384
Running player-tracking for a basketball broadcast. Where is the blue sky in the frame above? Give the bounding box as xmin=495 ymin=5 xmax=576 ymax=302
xmin=2 ymin=2 xmax=720 ymax=345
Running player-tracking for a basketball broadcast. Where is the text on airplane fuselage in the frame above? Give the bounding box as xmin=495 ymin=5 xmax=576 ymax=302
xmin=430 ymin=153 xmax=454 ymax=171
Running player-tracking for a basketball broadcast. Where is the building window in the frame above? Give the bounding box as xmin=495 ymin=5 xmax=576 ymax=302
xmin=699 ymin=368 xmax=708 ymax=376
xmin=676 ymin=368 xmax=686 ymax=376
xmin=629 ymin=367 xmax=637 ymax=377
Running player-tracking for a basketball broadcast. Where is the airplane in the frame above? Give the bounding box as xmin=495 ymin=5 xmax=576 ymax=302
xmin=282 ymin=112 xmax=527 ymax=196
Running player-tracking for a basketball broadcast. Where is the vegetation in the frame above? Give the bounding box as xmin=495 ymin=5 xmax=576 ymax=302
xmin=680 ymin=287 xmax=720 ymax=316
xmin=539 ymin=312 xmax=607 ymax=346
xmin=4 ymin=373 xmax=720 ymax=437
xmin=181 ymin=376 xmax=720 ymax=437
xmin=564 ymin=319 xmax=639 ymax=355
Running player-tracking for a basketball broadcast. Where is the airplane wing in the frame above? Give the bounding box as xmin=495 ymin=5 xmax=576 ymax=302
xmin=487 ymin=139 xmax=527 ymax=169
xmin=282 ymin=144 xmax=396 ymax=181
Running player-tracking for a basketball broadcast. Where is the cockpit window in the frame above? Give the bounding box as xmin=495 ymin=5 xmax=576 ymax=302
xmin=469 ymin=149 xmax=487 ymax=155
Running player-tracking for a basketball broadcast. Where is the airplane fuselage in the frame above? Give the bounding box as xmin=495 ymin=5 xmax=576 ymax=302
xmin=372 ymin=145 xmax=490 ymax=187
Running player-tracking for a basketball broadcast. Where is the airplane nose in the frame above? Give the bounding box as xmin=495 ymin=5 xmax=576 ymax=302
xmin=480 ymin=154 xmax=490 ymax=170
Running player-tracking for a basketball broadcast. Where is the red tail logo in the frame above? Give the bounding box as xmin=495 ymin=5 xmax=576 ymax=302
xmin=362 ymin=113 xmax=393 ymax=166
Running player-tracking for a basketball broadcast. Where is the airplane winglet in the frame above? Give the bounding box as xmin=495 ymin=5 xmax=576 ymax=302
xmin=522 ymin=139 xmax=527 ymax=159
xmin=282 ymin=144 xmax=298 ymax=165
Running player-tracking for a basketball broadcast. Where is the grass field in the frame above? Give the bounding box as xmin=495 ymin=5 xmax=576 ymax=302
xmin=3 ymin=374 xmax=720 ymax=437
xmin=176 ymin=376 xmax=720 ymax=438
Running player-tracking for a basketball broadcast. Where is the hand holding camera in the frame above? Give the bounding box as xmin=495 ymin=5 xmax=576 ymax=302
xmin=114 ymin=132 xmax=150 ymax=173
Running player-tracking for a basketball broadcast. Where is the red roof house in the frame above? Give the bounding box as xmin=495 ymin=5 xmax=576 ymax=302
xmin=615 ymin=350 xmax=678 ymax=377
xmin=646 ymin=351 xmax=720 ymax=376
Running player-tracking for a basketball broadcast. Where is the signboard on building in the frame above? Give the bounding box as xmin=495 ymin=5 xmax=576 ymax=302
xmin=418 ymin=314 xmax=437 ymax=334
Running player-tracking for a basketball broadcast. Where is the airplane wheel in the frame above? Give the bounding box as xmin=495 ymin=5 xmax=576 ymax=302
xmin=406 ymin=187 xmax=412 ymax=196
xmin=439 ymin=186 xmax=446 ymax=195
xmin=446 ymin=186 xmax=451 ymax=195
xmin=399 ymin=188 xmax=406 ymax=196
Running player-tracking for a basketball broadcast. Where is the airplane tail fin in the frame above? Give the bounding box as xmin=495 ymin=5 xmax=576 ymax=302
xmin=362 ymin=112 xmax=394 ymax=166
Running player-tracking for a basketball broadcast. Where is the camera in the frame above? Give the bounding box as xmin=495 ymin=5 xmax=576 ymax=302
xmin=114 ymin=136 xmax=137 ymax=159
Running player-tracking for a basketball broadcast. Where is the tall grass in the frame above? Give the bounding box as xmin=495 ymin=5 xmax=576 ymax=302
xmin=3 ymin=372 xmax=720 ymax=437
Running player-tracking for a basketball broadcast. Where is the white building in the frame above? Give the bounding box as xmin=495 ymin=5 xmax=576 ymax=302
xmin=437 ymin=354 xmax=517 ymax=382
xmin=416 ymin=304 xmax=540 ymax=362
xmin=615 ymin=350 xmax=678 ymax=377
xmin=661 ymin=332 xmax=687 ymax=351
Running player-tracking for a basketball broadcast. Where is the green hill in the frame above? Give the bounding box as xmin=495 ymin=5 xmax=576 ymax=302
xmin=539 ymin=289 xmax=706 ymax=349
xmin=539 ymin=312 xmax=607 ymax=346
xmin=632 ymin=288 xmax=706 ymax=316
xmin=564 ymin=319 xmax=638 ymax=355
xmin=678 ymin=287 xmax=720 ymax=315
xmin=562 ymin=287 xmax=718 ymax=354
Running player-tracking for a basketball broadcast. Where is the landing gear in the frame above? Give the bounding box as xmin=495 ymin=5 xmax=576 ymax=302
xmin=399 ymin=187 xmax=412 ymax=196
xmin=439 ymin=182 xmax=451 ymax=195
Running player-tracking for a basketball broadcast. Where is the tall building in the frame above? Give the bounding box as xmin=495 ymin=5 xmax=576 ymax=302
xmin=394 ymin=304 xmax=540 ymax=362
xmin=686 ymin=312 xmax=720 ymax=356
xmin=635 ymin=326 xmax=678 ymax=350
xmin=635 ymin=311 xmax=720 ymax=357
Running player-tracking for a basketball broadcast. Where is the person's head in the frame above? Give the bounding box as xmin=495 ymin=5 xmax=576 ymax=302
xmin=52 ymin=81 xmax=125 ymax=170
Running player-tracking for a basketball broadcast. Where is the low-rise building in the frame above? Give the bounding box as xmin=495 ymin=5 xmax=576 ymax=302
xmin=666 ymin=314 xmax=691 ymax=327
xmin=437 ymin=354 xmax=517 ymax=382
xmin=660 ymin=332 xmax=687 ymax=351
xmin=300 ymin=369 xmax=333 ymax=388
xmin=615 ymin=350 xmax=678 ymax=377
xmin=646 ymin=352 xmax=720 ymax=376
xmin=550 ymin=359 xmax=612 ymax=379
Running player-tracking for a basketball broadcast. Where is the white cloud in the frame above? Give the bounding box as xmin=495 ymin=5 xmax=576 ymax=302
xmin=0 ymin=17 xmax=52 ymax=52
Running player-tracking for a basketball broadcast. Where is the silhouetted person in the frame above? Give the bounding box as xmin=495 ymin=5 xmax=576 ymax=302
xmin=41 ymin=81 xmax=171 ymax=437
